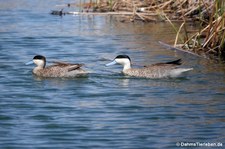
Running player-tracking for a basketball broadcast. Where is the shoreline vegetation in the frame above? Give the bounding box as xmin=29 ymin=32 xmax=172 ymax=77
xmin=54 ymin=0 xmax=225 ymax=60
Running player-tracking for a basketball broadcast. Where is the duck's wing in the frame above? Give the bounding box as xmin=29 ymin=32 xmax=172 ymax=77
xmin=67 ymin=64 xmax=84 ymax=71
xmin=52 ymin=61 xmax=84 ymax=71
xmin=52 ymin=61 xmax=73 ymax=66
xmin=144 ymin=59 xmax=182 ymax=67
xmin=165 ymin=59 xmax=182 ymax=65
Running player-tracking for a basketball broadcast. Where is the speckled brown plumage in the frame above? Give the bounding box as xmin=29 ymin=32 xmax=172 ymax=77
xmin=27 ymin=55 xmax=87 ymax=78
xmin=33 ymin=62 xmax=86 ymax=77
xmin=106 ymin=55 xmax=193 ymax=78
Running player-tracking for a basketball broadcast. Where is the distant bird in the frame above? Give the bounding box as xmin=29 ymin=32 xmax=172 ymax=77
xmin=106 ymin=55 xmax=193 ymax=78
xmin=26 ymin=55 xmax=87 ymax=78
xmin=50 ymin=9 xmax=65 ymax=16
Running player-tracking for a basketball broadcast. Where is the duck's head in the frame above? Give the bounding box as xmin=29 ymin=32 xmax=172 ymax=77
xmin=26 ymin=55 xmax=46 ymax=68
xmin=106 ymin=55 xmax=131 ymax=71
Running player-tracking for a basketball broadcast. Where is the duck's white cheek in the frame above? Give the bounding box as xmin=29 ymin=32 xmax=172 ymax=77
xmin=33 ymin=59 xmax=44 ymax=66
xmin=116 ymin=59 xmax=130 ymax=65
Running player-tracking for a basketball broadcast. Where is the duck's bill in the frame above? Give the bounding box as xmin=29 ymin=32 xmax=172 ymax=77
xmin=25 ymin=60 xmax=34 ymax=65
xmin=105 ymin=60 xmax=117 ymax=66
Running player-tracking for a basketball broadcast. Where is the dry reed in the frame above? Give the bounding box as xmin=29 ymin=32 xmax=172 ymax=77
xmin=74 ymin=0 xmax=225 ymax=59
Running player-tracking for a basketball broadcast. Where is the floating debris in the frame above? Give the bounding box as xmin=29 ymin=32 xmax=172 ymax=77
xmin=50 ymin=9 xmax=65 ymax=16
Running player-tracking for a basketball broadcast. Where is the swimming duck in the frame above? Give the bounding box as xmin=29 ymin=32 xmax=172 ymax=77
xmin=26 ymin=55 xmax=86 ymax=77
xmin=105 ymin=55 xmax=193 ymax=78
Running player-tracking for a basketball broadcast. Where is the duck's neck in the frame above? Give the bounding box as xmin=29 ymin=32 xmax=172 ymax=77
xmin=33 ymin=66 xmax=44 ymax=74
xmin=123 ymin=63 xmax=131 ymax=71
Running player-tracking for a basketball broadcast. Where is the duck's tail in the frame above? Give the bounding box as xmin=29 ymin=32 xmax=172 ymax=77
xmin=179 ymin=68 xmax=193 ymax=72
xmin=166 ymin=59 xmax=182 ymax=65
xmin=170 ymin=68 xmax=193 ymax=77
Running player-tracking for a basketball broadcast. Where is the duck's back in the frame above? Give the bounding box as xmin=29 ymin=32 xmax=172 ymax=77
xmin=33 ymin=64 xmax=86 ymax=78
xmin=123 ymin=64 xmax=191 ymax=78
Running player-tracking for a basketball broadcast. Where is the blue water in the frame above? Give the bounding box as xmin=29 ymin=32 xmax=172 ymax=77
xmin=0 ymin=0 xmax=225 ymax=148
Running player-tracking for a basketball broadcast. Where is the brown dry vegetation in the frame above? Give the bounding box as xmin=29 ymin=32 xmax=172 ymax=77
xmin=93 ymin=0 xmax=214 ymax=22
xmin=76 ymin=0 xmax=225 ymax=59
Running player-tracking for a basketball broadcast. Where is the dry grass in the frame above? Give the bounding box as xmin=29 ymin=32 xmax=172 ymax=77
xmin=172 ymin=0 xmax=225 ymax=59
xmin=76 ymin=0 xmax=225 ymax=59
xmin=92 ymin=0 xmax=214 ymax=21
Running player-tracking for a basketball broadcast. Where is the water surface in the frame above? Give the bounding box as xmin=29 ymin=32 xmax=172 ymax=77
xmin=0 ymin=0 xmax=225 ymax=148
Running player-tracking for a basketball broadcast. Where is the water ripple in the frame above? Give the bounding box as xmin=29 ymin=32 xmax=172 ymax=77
xmin=0 ymin=0 xmax=225 ymax=148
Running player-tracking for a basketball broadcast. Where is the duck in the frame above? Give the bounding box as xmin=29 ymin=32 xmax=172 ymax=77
xmin=26 ymin=55 xmax=87 ymax=78
xmin=105 ymin=55 xmax=193 ymax=78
